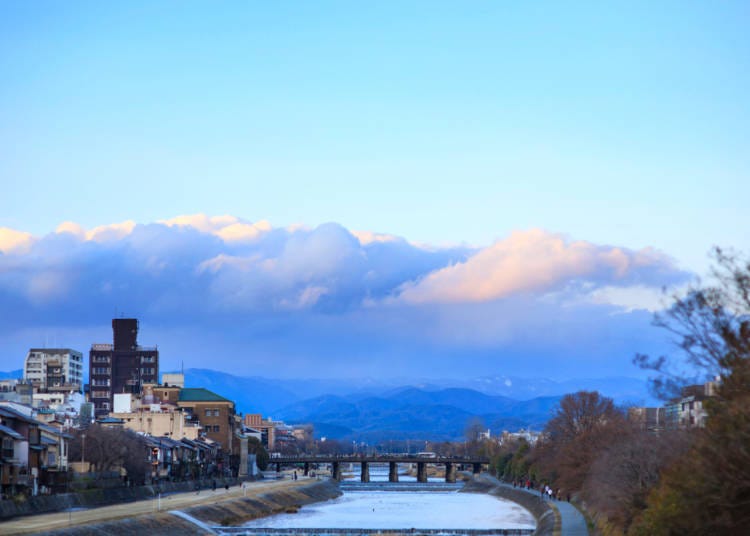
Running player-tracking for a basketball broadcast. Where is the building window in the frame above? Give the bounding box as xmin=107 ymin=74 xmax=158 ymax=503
xmin=213 ymin=425 xmax=221 ymax=433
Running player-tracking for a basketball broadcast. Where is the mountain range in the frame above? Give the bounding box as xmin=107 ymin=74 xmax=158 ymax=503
xmin=0 ymin=366 xmax=655 ymax=442
xmin=175 ymin=369 xmax=655 ymax=442
xmin=270 ymin=386 xmax=562 ymax=441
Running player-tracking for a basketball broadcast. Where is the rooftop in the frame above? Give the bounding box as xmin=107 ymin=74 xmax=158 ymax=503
xmin=179 ymin=388 xmax=233 ymax=404
xmin=0 ymin=423 xmax=24 ymax=440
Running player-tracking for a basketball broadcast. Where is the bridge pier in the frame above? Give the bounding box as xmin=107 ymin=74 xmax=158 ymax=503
xmin=332 ymin=462 xmax=342 ymax=481
xmin=389 ymin=461 xmax=399 ymax=482
xmin=472 ymin=462 xmax=481 ymax=475
xmin=417 ymin=462 xmax=427 ymax=483
xmin=445 ymin=462 xmax=456 ymax=483
xmin=304 ymin=462 xmax=310 ymax=476
xmin=360 ymin=461 xmax=370 ymax=482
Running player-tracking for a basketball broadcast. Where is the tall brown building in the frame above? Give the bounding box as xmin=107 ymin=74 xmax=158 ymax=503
xmin=89 ymin=319 xmax=159 ymax=418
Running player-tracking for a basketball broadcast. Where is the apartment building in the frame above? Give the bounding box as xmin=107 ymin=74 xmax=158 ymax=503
xmin=24 ymin=348 xmax=83 ymax=392
xmin=89 ymin=319 xmax=159 ymax=418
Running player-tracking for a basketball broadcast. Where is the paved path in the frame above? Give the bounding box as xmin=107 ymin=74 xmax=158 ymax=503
xmin=496 ymin=482 xmax=589 ymax=536
xmin=553 ymin=500 xmax=589 ymax=535
xmin=0 ymin=477 xmax=313 ymax=535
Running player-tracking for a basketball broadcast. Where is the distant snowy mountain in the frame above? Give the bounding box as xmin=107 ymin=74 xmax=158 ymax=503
xmin=442 ymin=375 xmax=657 ymax=405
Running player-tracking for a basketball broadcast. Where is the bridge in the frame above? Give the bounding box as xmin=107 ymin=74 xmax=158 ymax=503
xmin=270 ymin=455 xmax=490 ymax=483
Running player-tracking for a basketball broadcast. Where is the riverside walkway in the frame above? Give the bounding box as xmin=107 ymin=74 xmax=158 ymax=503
xmin=495 ymin=482 xmax=589 ymax=536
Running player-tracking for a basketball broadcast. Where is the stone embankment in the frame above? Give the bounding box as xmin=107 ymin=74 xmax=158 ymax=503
xmin=0 ymin=478 xmax=341 ymax=535
xmin=461 ymin=474 xmax=556 ymax=536
xmin=0 ymin=477 xmax=241 ymax=520
xmin=182 ymin=478 xmax=341 ymax=527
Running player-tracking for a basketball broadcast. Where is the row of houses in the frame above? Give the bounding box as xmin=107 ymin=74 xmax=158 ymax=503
xmin=0 ymin=402 xmax=73 ymax=498
xmin=0 ymin=318 xmax=283 ymax=499
xmin=98 ymin=374 xmax=265 ymax=479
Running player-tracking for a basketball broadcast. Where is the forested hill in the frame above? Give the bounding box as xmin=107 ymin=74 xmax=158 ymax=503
xmin=272 ymin=387 xmax=562 ymax=441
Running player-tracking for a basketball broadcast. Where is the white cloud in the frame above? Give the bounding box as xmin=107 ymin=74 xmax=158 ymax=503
xmin=0 ymin=217 xmax=686 ymax=379
xmin=159 ymin=213 xmax=272 ymax=243
xmin=158 ymin=214 xmax=239 ymax=233
xmin=215 ymin=220 xmax=272 ymax=243
xmin=352 ymin=230 xmax=401 ymax=245
xmin=86 ymin=220 xmax=136 ymax=242
xmin=55 ymin=220 xmax=136 ymax=242
xmin=0 ymin=227 xmax=35 ymax=254
xmin=0 ymin=219 xmax=687 ymax=319
xmin=55 ymin=221 xmax=86 ymax=239
xmin=588 ymin=285 xmax=671 ymax=312
xmin=398 ymin=229 xmax=685 ymax=304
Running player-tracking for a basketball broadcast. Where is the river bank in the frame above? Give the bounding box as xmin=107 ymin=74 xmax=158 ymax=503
xmin=0 ymin=473 xmax=555 ymax=536
xmin=0 ymin=477 xmax=341 ymax=535
xmin=461 ymin=475 xmax=556 ymax=536
xmin=0 ymin=476 xmax=243 ymax=520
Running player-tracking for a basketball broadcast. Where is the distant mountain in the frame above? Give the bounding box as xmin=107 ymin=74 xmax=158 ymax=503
xmin=174 ymin=368 xmax=654 ymax=441
xmin=0 ymin=369 xmax=23 ymax=380
xmin=273 ymin=387 xmax=561 ymax=442
xmin=448 ymin=375 xmax=655 ymax=404
xmin=180 ymin=369 xmax=301 ymax=416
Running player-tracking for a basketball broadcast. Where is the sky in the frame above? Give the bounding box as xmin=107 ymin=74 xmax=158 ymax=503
xmin=1 ymin=2 xmax=748 ymax=381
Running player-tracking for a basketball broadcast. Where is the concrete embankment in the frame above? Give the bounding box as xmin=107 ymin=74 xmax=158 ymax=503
xmin=0 ymin=477 xmax=241 ymax=520
xmin=461 ymin=475 xmax=556 ymax=536
xmin=0 ymin=478 xmax=341 ymax=536
xmin=19 ymin=513 xmax=210 ymax=536
xmin=182 ymin=478 xmax=341 ymax=527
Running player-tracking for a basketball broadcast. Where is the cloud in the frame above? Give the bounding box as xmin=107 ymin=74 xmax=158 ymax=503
xmin=351 ymin=230 xmax=402 ymax=245
xmin=0 ymin=227 xmax=35 ymax=253
xmin=159 ymin=214 xmax=239 ymax=233
xmin=55 ymin=220 xmax=136 ymax=242
xmin=159 ymin=213 xmax=272 ymax=243
xmin=0 ymin=217 xmax=688 ymax=379
xmin=397 ymin=229 xmax=687 ymax=305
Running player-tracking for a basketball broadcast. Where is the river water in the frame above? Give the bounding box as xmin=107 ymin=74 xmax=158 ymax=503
xmin=242 ymin=466 xmax=535 ymax=532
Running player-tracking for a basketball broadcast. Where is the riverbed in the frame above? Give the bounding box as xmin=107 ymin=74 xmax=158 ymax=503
xmin=241 ymin=487 xmax=535 ymax=531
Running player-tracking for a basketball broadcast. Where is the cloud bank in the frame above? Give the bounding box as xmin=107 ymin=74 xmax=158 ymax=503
xmin=0 ymin=216 xmax=690 ymax=378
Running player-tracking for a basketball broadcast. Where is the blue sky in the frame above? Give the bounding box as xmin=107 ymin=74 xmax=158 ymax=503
xmin=1 ymin=2 xmax=747 ymax=380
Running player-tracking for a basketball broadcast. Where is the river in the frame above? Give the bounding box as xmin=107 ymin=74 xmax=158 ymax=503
xmin=241 ymin=465 xmax=535 ymax=533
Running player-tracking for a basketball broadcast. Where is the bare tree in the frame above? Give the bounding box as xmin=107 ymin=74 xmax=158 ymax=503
xmin=629 ymin=250 xmax=750 ymax=535
xmin=584 ymin=427 xmax=690 ymax=532
xmin=464 ymin=417 xmax=486 ymax=456
xmin=69 ymin=426 xmax=150 ymax=484
xmin=538 ymin=391 xmax=625 ymax=493
xmin=635 ymin=248 xmax=750 ymax=398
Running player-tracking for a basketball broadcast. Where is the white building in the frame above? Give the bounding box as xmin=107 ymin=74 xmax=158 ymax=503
xmin=24 ymin=348 xmax=84 ymax=392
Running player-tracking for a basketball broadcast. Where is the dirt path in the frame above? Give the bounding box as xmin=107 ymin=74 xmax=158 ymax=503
xmin=0 ymin=477 xmax=313 ymax=535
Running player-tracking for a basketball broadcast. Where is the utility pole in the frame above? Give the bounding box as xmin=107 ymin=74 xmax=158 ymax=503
xmin=81 ymin=432 xmax=86 ymax=471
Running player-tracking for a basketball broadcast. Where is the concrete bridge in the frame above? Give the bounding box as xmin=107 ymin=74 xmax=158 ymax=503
xmin=271 ymin=455 xmax=490 ymax=483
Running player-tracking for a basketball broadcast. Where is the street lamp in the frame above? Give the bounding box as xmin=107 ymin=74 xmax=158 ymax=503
xmin=81 ymin=433 xmax=86 ymax=472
